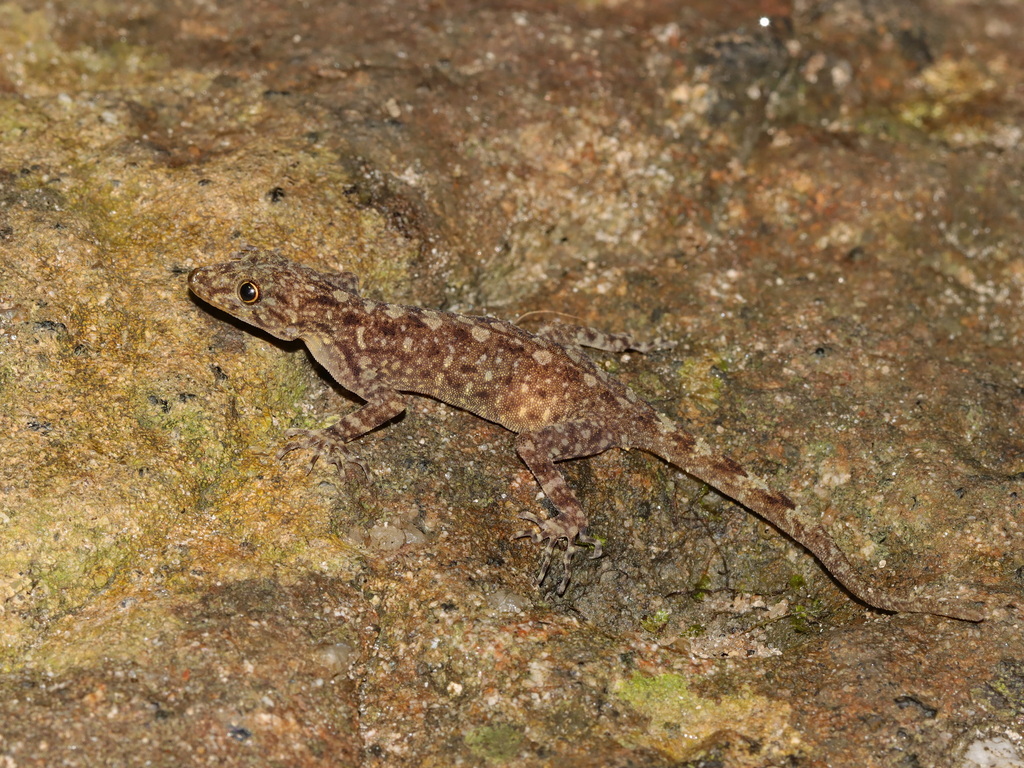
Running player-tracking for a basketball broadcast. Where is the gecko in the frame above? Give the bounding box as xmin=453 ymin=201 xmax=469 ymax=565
xmin=188 ymin=249 xmax=986 ymax=621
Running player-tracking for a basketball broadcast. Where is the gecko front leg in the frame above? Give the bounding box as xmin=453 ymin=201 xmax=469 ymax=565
xmin=278 ymin=390 xmax=407 ymax=477
xmin=513 ymin=421 xmax=621 ymax=594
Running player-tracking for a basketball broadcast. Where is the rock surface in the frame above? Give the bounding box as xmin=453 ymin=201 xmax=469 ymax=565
xmin=1 ymin=0 xmax=1022 ymax=765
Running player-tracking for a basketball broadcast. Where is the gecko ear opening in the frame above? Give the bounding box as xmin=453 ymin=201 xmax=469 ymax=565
xmin=238 ymin=281 xmax=261 ymax=304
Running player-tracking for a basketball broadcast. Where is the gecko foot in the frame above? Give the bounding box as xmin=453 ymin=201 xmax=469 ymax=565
xmin=277 ymin=428 xmax=368 ymax=480
xmin=514 ymin=512 xmax=602 ymax=595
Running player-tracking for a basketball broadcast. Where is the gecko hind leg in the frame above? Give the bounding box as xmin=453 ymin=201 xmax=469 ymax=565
xmin=535 ymin=321 xmax=676 ymax=354
xmin=513 ymin=422 xmax=619 ymax=594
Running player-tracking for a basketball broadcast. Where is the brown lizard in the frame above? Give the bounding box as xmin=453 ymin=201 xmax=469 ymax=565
xmin=188 ymin=249 xmax=986 ymax=621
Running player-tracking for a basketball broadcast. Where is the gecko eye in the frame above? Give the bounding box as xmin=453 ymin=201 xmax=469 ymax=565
xmin=238 ymin=281 xmax=261 ymax=304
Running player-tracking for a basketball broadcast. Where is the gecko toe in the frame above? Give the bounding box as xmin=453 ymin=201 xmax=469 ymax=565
xmin=577 ymin=531 xmax=602 ymax=559
xmin=516 ymin=512 xmax=602 ymax=594
xmin=346 ymin=457 xmax=370 ymax=481
xmin=554 ymin=541 xmax=580 ymax=595
xmin=277 ymin=428 xmax=317 ymax=462
xmin=324 ymin=451 xmax=368 ymax=482
xmin=275 ymin=436 xmax=303 ymax=462
xmin=276 ymin=435 xmax=319 ymax=474
xmin=514 ymin=529 xmax=542 ymax=544
xmin=513 ymin=513 xmax=546 ymax=544
xmin=535 ymin=541 xmax=555 ymax=586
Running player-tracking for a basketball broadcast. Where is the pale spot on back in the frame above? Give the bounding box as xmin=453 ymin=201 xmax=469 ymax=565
xmin=421 ymin=311 xmax=443 ymax=331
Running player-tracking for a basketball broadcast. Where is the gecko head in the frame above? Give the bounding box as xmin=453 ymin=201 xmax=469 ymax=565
xmin=188 ymin=251 xmax=334 ymax=342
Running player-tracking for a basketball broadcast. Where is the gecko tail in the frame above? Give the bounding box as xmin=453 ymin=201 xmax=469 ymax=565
xmin=638 ymin=424 xmax=986 ymax=622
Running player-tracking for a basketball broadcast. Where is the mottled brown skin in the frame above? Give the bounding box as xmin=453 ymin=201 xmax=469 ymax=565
xmin=189 ymin=250 xmax=987 ymax=620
